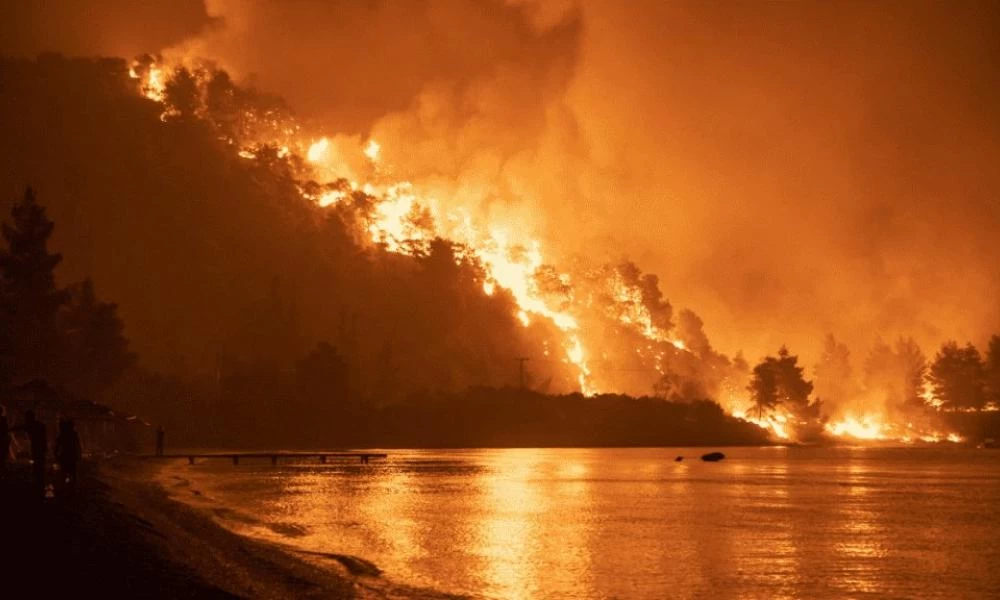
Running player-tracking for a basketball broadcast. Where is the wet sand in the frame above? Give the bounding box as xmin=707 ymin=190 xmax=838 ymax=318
xmin=1 ymin=460 xmax=453 ymax=599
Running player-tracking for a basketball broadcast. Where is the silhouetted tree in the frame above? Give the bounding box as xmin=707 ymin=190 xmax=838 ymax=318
xmin=894 ymin=337 xmax=927 ymax=408
xmin=0 ymin=187 xmax=69 ymax=384
xmin=982 ymin=335 xmax=1000 ymax=407
xmin=59 ymin=279 xmax=136 ymax=397
xmin=205 ymin=70 xmax=239 ymax=137
xmin=0 ymin=189 xmax=135 ymax=395
xmin=928 ymin=341 xmax=985 ymax=410
xmin=748 ymin=346 xmax=814 ymax=418
xmin=748 ymin=358 xmax=779 ymax=419
xmin=164 ymin=67 xmax=200 ymax=119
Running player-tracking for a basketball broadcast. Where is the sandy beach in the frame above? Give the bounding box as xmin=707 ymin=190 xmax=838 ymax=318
xmin=2 ymin=459 xmax=453 ymax=599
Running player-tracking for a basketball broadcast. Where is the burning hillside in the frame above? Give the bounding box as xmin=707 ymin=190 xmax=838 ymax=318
xmin=113 ymin=56 xmax=991 ymax=445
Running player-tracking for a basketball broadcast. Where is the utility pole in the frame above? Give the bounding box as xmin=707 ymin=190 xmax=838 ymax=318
xmin=515 ymin=356 xmax=530 ymax=389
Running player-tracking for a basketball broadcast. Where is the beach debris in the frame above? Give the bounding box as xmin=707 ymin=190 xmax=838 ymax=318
xmin=700 ymin=452 xmax=725 ymax=462
xmin=674 ymin=456 xmax=684 ymax=462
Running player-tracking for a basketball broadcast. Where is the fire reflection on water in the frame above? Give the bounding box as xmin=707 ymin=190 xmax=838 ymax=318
xmin=829 ymin=454 xmax=889 ymax=596
xmin=478 ymin=450 xmax=598 ymax=599
xmin=169 ymin=448 xmax=1000 ymax=599
xmin=479 ymin=451 xmax=542 ymax=599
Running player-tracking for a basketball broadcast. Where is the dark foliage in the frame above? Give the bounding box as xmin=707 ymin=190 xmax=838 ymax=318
xmin=747 ymin=346 xmax=815 ymax=419
xmin=929 ymin=341 xmax=986 ymax=410
xmin=0 ymin=187 xmax=133 ymax=395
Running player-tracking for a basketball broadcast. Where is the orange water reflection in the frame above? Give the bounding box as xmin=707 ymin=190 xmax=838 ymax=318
xmin=173 ymin=448 xmax=1000 ymax=599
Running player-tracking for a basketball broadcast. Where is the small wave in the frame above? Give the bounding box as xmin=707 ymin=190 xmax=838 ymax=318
xmin=266 ymin=522 xmax=309 ymax=538
xmin=291 ymin=550 xmax=383 ymax=577
xmin=210 ymin=507 xmax=309 ymax=539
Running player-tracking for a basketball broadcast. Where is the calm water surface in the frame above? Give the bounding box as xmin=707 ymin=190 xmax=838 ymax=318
xmin=163 ymin=447 xmax=1000 ymax=599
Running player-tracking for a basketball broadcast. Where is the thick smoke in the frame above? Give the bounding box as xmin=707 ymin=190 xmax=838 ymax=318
xmin=0 ymin=0 xmax=210 ymax=58
xmin=2 ymin=0 xmax=998 ymax=370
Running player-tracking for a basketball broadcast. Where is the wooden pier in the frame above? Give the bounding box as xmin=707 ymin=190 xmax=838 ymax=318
xmin=144 ymin=452 xmax=388 ymax=466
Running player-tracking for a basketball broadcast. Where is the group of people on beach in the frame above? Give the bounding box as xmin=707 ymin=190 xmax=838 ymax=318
xmin=1 ymin=405 xmax=83 ymax=499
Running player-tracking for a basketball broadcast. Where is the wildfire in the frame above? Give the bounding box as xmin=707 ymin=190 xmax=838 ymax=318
xmin=130 ymin=62 xmax=166 ymax=103
xmin=721 ymin=384 xmax=966 ymax=444
xmin=825 ymin=416 xmax=886 ymax=441
xmin=823 ymin=414 xmax=965 ymax=444
xmin=732 ymin=408 xmax=791 ymax=440
xmin=307 ymin=138 xmax=329 ymax=163
xmin=121 ymin=60 xmax=981 ymax=431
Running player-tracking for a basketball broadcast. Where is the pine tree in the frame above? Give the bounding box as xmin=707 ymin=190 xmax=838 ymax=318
xmin=0 ymin=187 xmax=69 ymax=384
xmin=748 ymin=357 xmax=779 ymax=419
xmin=748 ymin=346 xmax=814 ymax=419
xmin=774 ymin=346 xmax=815 ymax=415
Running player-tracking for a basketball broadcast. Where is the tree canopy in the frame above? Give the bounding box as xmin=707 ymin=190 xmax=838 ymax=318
xmin=0 ymin=187 xmax=133 ymax=395
xmin=928 ymin=341 xmax=985 ymax=410
xmin=748 ymin=346 xmax=814 ymax=419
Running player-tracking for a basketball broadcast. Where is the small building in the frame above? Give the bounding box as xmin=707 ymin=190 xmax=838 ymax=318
xmin=3 ymin=379 xmax=148 ymax=458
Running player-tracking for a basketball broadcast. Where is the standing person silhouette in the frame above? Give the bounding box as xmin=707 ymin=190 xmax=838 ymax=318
xmin=55 ymin=419 xmax=82 ymax=495
xmin=21 ymin=410 xmax=47 ymax=499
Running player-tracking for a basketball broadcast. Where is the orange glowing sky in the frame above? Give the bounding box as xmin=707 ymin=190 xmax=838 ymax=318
xmin=2 ymin=0 xmax=998 ymax=366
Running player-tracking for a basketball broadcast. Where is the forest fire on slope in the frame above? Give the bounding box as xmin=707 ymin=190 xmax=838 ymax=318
xmin=127 ymin=57 xmax=690 ymax=398
xmin=124 ymin=57 xmax=971 ymax=445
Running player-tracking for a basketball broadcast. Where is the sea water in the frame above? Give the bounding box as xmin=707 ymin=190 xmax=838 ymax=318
xmin=161 ymin=447 xmax=1000 ymax=599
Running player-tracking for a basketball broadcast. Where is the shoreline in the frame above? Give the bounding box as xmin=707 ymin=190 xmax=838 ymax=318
xmin=2 ymin=459 xmax=456 ymax=599
xmin=102 ymin=459 xmax=359 ymax=598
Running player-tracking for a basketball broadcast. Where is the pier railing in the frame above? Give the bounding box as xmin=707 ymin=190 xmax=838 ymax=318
xmin=143 ymin=452 xmax=388 ymax=465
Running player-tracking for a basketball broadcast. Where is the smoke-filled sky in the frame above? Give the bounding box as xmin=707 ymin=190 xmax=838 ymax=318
xmin=3 ymin=0 xmax=998 ymax=364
